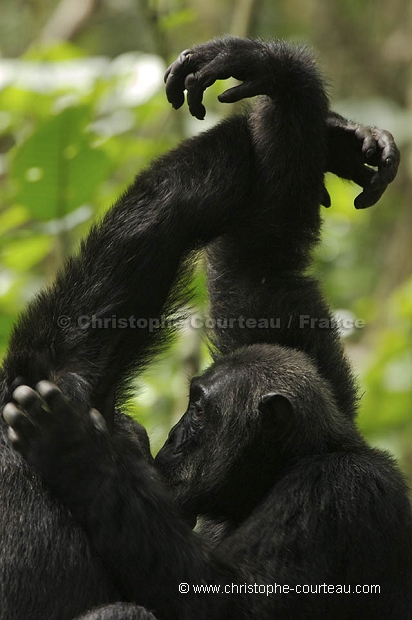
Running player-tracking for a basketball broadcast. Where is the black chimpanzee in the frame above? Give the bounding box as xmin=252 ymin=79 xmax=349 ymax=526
xmin=2 ymin=36 xmax=409 ymax=620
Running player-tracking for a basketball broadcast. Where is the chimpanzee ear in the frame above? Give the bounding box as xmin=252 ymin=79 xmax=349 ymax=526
xmin=258 ymin=392 xmax=295 ymax=437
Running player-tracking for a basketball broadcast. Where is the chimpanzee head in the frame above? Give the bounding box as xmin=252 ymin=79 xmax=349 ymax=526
xmin=155 ymin=343 xmax=353 ymax=526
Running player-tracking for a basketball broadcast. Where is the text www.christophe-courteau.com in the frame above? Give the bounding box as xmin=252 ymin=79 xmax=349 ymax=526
xmin=178 ymin=582 xmax=381 ymax=596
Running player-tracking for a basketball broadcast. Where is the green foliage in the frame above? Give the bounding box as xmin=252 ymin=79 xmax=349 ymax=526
xmin=359 ymin=276 xmax=412 ymax=437
xmin=318 ymin=174 xmax=412 ymax=461
xmin=158 ymin=8 xmax=197 ymax=33
xmin=11 ymin=106 xmax=111 ymax=220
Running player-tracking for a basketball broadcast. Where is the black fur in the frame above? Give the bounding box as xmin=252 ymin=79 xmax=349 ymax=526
xmin=76 ymin=603 xmax=157 ymax=620
xmin=1 ymin=36 xmax=405 ymax=620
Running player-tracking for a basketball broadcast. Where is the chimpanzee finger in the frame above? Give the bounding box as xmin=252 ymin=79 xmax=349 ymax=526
xmin=218 ymin=81 xmax=259 ymax=104
xmin=370 ymin=165 xmax=394 ymax=189
xmin=350 ymin=165 xmax=385 ymax=209
xmin=184 ymin=55 xmax=236 ymax=118
xmin=35 ymin=381 xmax=77 ymax=421
xmin=375 ymin=133 xmax=399 ymax=184
xmin=165 ymin=50 xmax=194 ymax=110
xmin=351 ymin=163 xmax=374 ymax=188
xmin=6 ymin=426 xmax=27 ymax=453
xmin=185 ymin=73 xmax=207 ymax=120
xmin=3 ymin=401 xmax=34 ymax=439
xmin=354 ymin=126 xmax=376 ymax=160
xmin=12 ymin=385 xmax=50 ymax=426
xmin=352 ymin=161 xmax=391 ymax=195
xmin=354 ymin=186 xmax=386 ymax=209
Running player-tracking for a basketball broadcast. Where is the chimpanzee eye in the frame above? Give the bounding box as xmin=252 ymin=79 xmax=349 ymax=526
xmin=191 ymin=403 xmax=203 ymax=423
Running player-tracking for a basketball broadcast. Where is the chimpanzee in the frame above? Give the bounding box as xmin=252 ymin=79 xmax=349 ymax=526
xmin=1 ymin=36 xmax=408 ymax=620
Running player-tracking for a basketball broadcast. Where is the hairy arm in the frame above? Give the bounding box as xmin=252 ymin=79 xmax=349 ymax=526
xmin=0 ymin=114 xmax=253 ymax=412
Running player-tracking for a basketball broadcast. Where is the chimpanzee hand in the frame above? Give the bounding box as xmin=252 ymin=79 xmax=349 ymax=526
xmin=165 ymin=36 xmax=286 ymax=120
xmin=352 ymin=124 xmax=399 ymax=209
xmin=3 ymin=381 xmax=111 ymax=494
xmin=327 ymin=112 xmax=400 ymax=209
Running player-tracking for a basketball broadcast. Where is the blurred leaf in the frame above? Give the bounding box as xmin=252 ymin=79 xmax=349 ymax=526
xmin=324 ymin=172 xmax=359 ymax=218
xmin=0 ymin=314 xmax=15 ymax=355
xmin=159 ymin=9 xmax=196 ymax=32
xmin=393 ymin=276 xmax=412 ymax=319
xmin=2 ymin=235 xmax=52 ymax=270
xmin=23 ymin=42 xmax=86 ymax=62
xmin=358 ymin=278 xmax=412 ymax=435
xmin=0 ymin=205 xmax=30 ymax=236
xmin=0 ymin=87 xmax=54 ymax=119
xmin=10 ymin=106 xmax=111 ymax=220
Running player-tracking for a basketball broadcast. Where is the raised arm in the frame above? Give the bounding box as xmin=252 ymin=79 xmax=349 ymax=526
xmin=0 ymin=112 xmax=254 ymax=413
